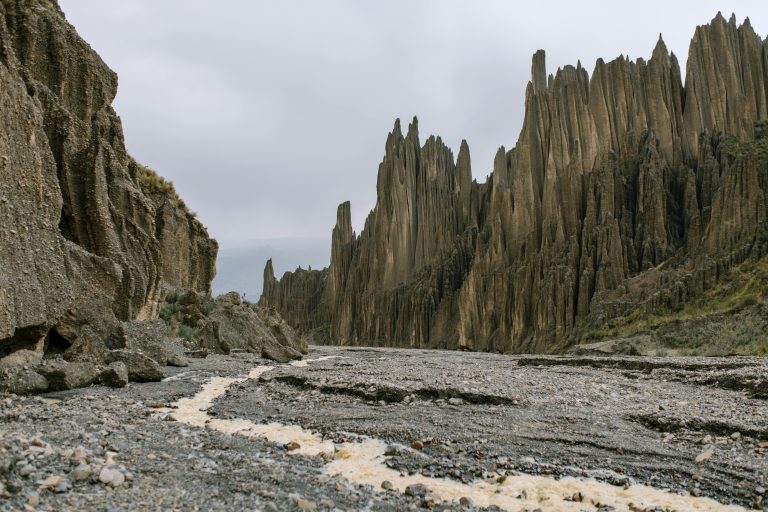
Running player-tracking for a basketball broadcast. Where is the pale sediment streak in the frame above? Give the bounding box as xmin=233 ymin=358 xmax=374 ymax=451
xmin=166 ymin=358 xmax=745 ymax=512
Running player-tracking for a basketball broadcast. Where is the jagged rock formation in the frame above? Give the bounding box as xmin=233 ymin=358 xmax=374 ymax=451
xmin=262 ymin=259 xmax=329 ymax=333
xmin=0 ymin=1 xmax=217 ymax=371
xmin=262 ymin=13 xmax=768 ymax=353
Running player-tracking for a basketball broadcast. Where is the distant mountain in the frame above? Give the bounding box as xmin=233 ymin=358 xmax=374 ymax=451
xmin=213 ymin=238 xmax=329 ymax=301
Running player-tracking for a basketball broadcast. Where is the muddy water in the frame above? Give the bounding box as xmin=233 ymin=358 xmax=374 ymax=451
xmin=166 ymin=360 xmax=745 ymax=512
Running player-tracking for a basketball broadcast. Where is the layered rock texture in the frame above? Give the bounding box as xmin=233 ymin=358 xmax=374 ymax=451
xmin=0 ymin=0 xmax=218 ymax=357
xmin=0 ymin=0 xmax=223 ymax=391
xmin=262 ymin=14 xmax=768 ymax=353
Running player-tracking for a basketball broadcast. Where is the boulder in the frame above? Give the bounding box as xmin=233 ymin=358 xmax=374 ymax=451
xmin=98 ymin=362 xmax=129 ymax=388
xmin=0 ymin=350 xmax=42 ymax=370
xmin=112 ymin=320 xmax=188 ymax=367
xmin=0 ymin=367 xmax=49 ymax=395
xmin=107 ymin=350 xmax=165 ymax=383
xmin=37 ymin=361 xmax=100 ymax=391
xmin=262 ymin=338 xmax=302 ymax=364
xmin=63 ymin=327 xmax=109 ymax=365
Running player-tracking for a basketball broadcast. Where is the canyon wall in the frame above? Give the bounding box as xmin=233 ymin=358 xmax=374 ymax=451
xmin=0 ymin=0 xmax=217 ymax=357
xmin=261 ymin=13 xmax=768 ymax=352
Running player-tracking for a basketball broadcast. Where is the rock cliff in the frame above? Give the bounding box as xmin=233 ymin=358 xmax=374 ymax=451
xmin=0 ymin=1 xmax=216 ymax=357
xmin=261 ymin=13 xmax=768 ymax=353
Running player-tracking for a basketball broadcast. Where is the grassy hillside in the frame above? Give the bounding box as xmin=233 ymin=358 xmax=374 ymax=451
xmin=573 ymin=255 xmax=768 ymax=356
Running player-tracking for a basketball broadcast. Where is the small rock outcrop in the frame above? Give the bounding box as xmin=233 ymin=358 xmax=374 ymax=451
xmin=161 ymin=291 xmax=307 ymax=363
xmin=262 ymin=14 xmax=768 ymax=353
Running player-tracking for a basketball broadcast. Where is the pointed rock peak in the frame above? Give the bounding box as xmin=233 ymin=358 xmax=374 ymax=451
xmin=744 ymin=16 xmax=752 ymax=28
xmin=729 ymin=12 xmax=737 ymax=25
xmin=392 ymin=118 xmax=402 ymax=138
xmin=494 ymin=146 xmax=507 ymax=166
xmin=457 ymin=139 xmax=471 ymax=174
xmin=576 ymin=59 xmax=582 ymax=71
xmin=532 ymin=50 xmax=547 ymax=92
xmin=406 ymin=116 xmax=419 ymax=142
xmin=652 ymin=34 xmax=669 ymax=58
xmin=264 ymin=258 xmax=275 ymax=280
xmin=334 ymin=201 xmax=353 ymax=242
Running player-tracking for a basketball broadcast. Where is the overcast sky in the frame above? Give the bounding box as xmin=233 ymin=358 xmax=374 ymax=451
xmin=59 ymin=1 xmax=765 ymax=256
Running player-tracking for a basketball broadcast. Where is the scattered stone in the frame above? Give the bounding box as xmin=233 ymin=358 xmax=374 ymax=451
xmin=70 ymin=464 xmax=91 ymax=481
xmin=37 ymin=475 xmax=63 ymax=491
xmin=381 ymin=480 xmax=393 ymax=490
xmin=459 ymin=496 xmax=473 ymax=506
xmin=405 ymin=483 xmax=428 ymax=498
xmin=411 ymin=440 xmax=424 ymax=450
xmin=295 ymin=497 xmax=317 ymax=511
xmin=98 ymin=468 xmax=125 ymax=487
xmin=448 ymin=398 xmax=464 ymax=406
xmin=27 ymin=493 xmax=39 ymax=506
xmin=284 ymin=442 xmax=301 ymax=452
xmin=695 ymin=448 xmax=714 ymax=463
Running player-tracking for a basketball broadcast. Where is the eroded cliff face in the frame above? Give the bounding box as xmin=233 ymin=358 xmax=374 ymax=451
xmin=262 ymin=13 xmax=768 ymax=353
xmin=0 ymin=0 xmax=217 ymax=357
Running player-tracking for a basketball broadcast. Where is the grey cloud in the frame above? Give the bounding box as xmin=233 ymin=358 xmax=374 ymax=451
xmin=60 ymin=0 xmax=766 ymax=271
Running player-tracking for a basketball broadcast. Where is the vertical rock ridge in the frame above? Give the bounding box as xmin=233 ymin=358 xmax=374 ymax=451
xmin=262 ymin=13 xmax=768 ymax=353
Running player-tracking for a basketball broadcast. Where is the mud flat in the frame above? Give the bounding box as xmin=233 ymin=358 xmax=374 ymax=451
xmin=1 ymin=347 xmax=766 ymax=511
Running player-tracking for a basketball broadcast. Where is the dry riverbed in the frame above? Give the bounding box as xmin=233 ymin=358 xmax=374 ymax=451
xmin=1 ymin=347 xmax=766 ymax=511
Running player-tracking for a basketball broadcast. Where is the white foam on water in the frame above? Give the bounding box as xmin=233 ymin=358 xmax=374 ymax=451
xmin=166 ymin=361 xmax=746 ymax=512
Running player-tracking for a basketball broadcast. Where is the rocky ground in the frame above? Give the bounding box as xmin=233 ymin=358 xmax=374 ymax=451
xmin=1 ymin=347 xmax=766 ymax=511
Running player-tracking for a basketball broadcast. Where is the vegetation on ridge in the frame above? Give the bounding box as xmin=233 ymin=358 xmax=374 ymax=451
xmin=576 ymin=253 xmax=768 ymax=356
xmin=131 ymin=158 xmax=204 ymax=227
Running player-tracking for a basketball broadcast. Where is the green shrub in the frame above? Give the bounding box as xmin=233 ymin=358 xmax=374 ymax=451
xmin=165 ymin=290 xmax=180 ymax=304
xmin=200 ymin=301 xmax=215 ymax=315
xmin=738 ymin=295 xmax=758 ymax=308
xmin=160 ymin=302 xmax=182 ymax=322
xmin=178 ymin=325 xmax=199 ymax=341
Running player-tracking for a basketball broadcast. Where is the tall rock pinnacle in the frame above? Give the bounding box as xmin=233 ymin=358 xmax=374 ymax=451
xmin=262 ymin=13 xmax=768 ymax=353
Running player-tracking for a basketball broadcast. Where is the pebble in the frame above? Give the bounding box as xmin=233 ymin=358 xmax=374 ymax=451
xmin=37 ymin=475 xmax=63 ymax=490
xmin=695 ymin=448 xmax=714 ymax=463
xmin=98 ymin=467 xmax=125 ymax=487
xmin=284 ymin=442 xmax=301 ymax=452
xmin=26 ymin=493 xmax=39 ymax=506
xmin=381 ymin=480 xmax=393 ymax=490
xmin=756 ymin=486 xmax=766 ymax=495
xmin=19 ymin=464 xmax=35 ymax=477
xmin=448 ymin=398 xmax=464 ymax=406
xmin=70 ymin=463 xmax=91 ymax=481
xmin=411 ymin=440 xmax=424 ymax=450
xmin=405 ymin=483 xmax=428 ymax=497
xmin=295 ymin=497 xmax=317 ymax=511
